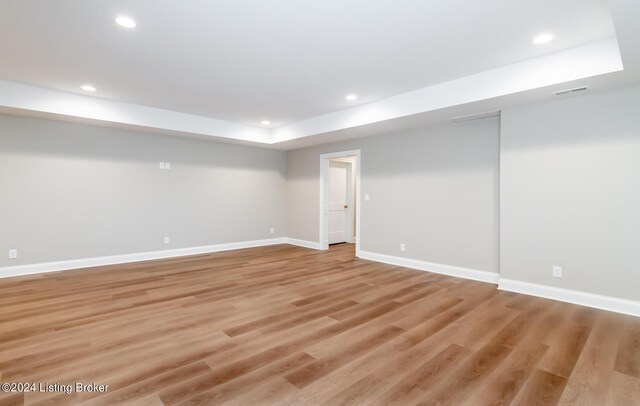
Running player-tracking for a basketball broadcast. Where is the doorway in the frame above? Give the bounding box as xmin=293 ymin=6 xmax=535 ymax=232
xmin=319 ymin=150 xmax=361 ymax=256
xmin=328 ymin=160 xmax=352 ymax=245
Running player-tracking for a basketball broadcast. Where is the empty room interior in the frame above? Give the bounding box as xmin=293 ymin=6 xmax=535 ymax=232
xmin=1 ymin=1 xmax=640 ymax=405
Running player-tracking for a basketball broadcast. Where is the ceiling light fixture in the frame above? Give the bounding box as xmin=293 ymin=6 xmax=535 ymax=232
xmin=346 ymin=94 xmax=358 ymax=101
xmin=532 ymin=33 xmax=554 ymax=45
xmin=81 ymin=85 xmax=96 ymax=92
xmin=115 ymin=16 xmax=137 ymax=28
xmin=261 ymin=120 xmax=271 ymax=125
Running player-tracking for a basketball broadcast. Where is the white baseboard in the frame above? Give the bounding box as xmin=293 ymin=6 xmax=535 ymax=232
xmin=3 ymin=239 xmax=637 ymax=318
xmin=283 ymin=238 xmax=322 ymax=250
xmin=499 ymin=278 xmax=640 ymax=318
xmin=0 ymin=237 xmax=286 ymax=279
xmin=357 ymin=251 xmax=639 ymax=317
xmin=358 ymin=250 xmax=500 ymax=284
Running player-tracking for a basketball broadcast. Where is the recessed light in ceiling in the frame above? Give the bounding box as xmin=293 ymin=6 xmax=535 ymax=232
xmin=261 ymin=120 xmax=271 ymax=125
xmin=81 ymin=85 xmax=96 ymax=92
xmin=532 ymin=33 xmax=554 ymax=45
xmin=115 ymin=16 xmax=137 ymax=28
xmin=346 ymin=94 xmax=358 ymax=101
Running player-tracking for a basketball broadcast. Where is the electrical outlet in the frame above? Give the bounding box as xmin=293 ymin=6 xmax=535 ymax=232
xmin=400 ymin=243 xmax=406 ymax=252
xmin=552 ymin=266 xmax=562 ymax=278
xmin=159 ymin=162 xmax=165 ymax=169
xmin=164 ymin=236 xmax=170 ymax=244
xmin=269 ymin=228 xmax=275 ymax=234
xmin=8 ymin=249 xmax=17 ymax=259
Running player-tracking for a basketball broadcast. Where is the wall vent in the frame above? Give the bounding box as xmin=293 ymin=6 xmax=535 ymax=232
xmin=450 ymin=110 xmax=501 ymax=123
xmin=554 ymin=86 xmax=589 ymax=96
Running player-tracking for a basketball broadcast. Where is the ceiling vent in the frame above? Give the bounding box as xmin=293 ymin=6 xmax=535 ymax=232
xmin=554 ymin=86 xmax=589 ymax=96
xmin=450 ymin=110 xmax=501 ymax=123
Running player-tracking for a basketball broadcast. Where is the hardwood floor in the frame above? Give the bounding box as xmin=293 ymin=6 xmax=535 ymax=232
xmin=1 ymin=243 xmax=639 ymax=405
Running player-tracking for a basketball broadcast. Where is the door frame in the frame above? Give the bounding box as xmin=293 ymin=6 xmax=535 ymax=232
xmin=319 ymin=149 xmax=361 ymax=256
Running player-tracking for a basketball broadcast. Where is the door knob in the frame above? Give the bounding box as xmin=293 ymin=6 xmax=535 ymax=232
xmin=344 ymin=204 xmax=349 ymax=208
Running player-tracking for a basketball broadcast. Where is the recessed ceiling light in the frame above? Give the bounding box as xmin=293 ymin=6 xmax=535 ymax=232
xmin=115 ymin=16 xmax=136 ymax=28
xmin=261 ymin=120 xmax=271 ymax=125
xmin=81 ymin=85 xmax=96 ymax=92
xmin=532 ymin=33 xmax=554 ymax=45
xmin=346 ymin=94 xmax=358 ymax=101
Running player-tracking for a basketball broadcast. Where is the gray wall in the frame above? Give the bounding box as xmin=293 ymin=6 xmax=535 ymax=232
xmin=287 ymin=118 xmax=500 ymax=274
xmin=4 ymin=85 xmax=639 ymax=303
xmin=500 ymin=85 xmax=640 ymax=301
xmin=0 ymin=114 xmax=287 ymax=267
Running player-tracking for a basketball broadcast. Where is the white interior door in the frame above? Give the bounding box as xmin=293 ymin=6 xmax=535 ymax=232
xmin=328 ymin=161 xmax=348 ymax=244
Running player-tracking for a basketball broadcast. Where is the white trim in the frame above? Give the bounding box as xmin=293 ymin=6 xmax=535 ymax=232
xmin=283 ymin=238 xmax=322 ymax=250
xmin=0 ymin=238 xmax=286 ymax=279
xmin=319 ymin=149 xmax=361 ymax=256
xmin=3 ymin=238 xmax=638 ymax=318
xmin=0 ymin=80 xmax=270 ymax=144
xmin=498 ymin=278 xmax=640 ymax=318
xmin=270 ymin=39 xmax=622 ymax=144
xmin=0 ymin=39 xmax=623 ymax=147
xmin=358 ymin=251 xmax=640 ymax=317
xmin=358 ymin=250 xmax=500 ymax=284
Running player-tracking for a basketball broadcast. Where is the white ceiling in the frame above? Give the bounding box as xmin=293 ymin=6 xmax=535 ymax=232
xmin=0 ymin=0 xmax=616 ymax=127
xmin=0 ymin=0 xmax=637 ymax=149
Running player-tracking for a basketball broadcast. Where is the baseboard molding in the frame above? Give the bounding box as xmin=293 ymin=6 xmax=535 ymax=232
xmin=358 ymin=250 xmax=500 ymax=284
xmin=358 ymin=250 xmax=639 ymax=317
xmin=0 ymin=237 xmax=287 ymax=279
xmin=283 ymin=238 xmax=322 ymax=250
xmin=4 ymin=240 xmax=637 ymax=317
xmin=499 ymin=278 xmax=640 ymax=318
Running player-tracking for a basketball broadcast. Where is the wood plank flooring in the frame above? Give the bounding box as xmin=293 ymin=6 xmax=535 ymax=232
xmin=0 ymin=243 xmax=639 ymax=405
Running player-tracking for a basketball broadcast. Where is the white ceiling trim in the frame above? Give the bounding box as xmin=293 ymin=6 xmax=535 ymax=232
xmin=0 ymin=38 xmax=624 ymax=147
xmin=271 ymin=38 xmax=622 ymax=143
xmin=0 ymin=80 xmax=269 ymax=144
